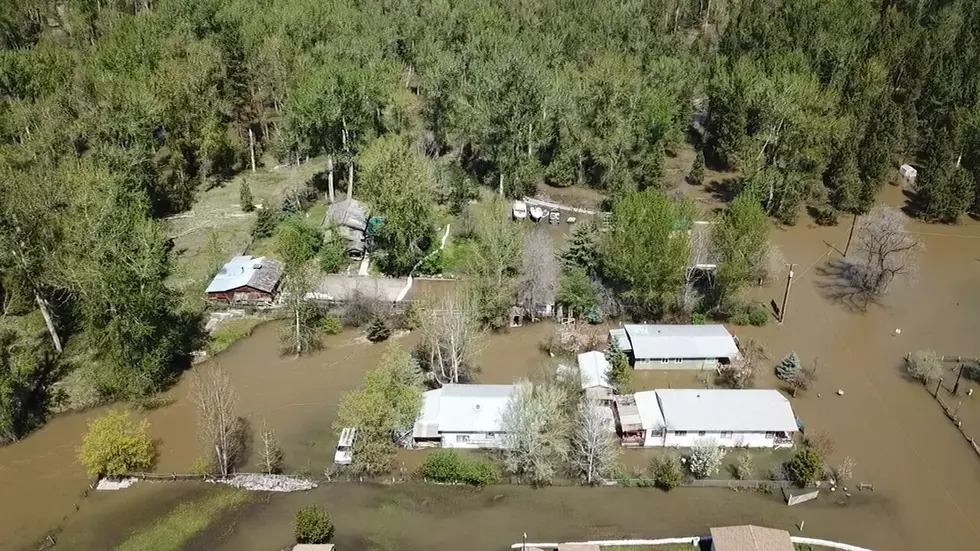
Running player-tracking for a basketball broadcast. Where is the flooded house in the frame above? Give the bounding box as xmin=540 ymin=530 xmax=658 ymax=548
xmin=709 ymin=525 xmax=794 ymax=551
xmin=615 ymin=389 xmax=798 ymax=448
xmin=557 ymin=351 xmax=615 ymax=401
xmin=205 ymin=255 xmax=283 ymax=304
xmin=325 ymin=197 xmax=369 ymax=259
xmin=608 ymin=324 xmax=739 ymax=370
xmin=412 ymin=384 xmax=515 ymax=449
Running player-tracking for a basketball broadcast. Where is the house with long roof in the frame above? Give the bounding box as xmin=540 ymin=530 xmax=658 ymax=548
xmin=619 ymin=389 xmax=797 ymax=448
xmin=609 ymin=324 xmax=740 ymax=370
xmin=205 ymin=255 xmax=283 ymax=303
xmin=413 ymin=384 xmax=515 ymax=449
xmin=709 ymin=525 xmax=794 ymax=551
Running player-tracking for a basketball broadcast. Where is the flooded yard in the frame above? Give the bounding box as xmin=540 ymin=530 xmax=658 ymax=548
xmin=3 ymin=184 xmax=980 ymax=550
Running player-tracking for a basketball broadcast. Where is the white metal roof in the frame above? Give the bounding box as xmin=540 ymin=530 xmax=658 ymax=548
xmin=609 ymin=328 xmax=631 ymax=352
xmin=656 ymin=389 xmax=798 ymax=432
xmin=577 ymin=351 xmax=613 ymax=390
xmin=413 ymin=388 xmax=443 ymax=439
xmin=205 ymin=255 xmax=283 ymax=293
xmin=623 ymin=324 xmax=738 ymax=360
xmin=436 ymin=384 xmax=514 ymax=433
xmin=633 ymin=391 xmax=667 ymax=430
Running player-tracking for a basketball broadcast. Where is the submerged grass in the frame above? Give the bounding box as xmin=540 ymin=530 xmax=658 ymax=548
xmin=113 ymin=488 xmax=250 ymax=551
xmin=207 ymin=317 xmax=267 ymax=355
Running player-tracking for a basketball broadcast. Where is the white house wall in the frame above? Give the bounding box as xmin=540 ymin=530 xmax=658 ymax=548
xmin=440 ymin=432 xmax=506 ymax=449
xmin=661 ymin=431 xmax=788 ymax=448
xmin=634 ymin=358 xmax=719 ymax=370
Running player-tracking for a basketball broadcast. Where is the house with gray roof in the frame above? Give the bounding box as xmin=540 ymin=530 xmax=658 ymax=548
xmin=609 ymin=324 xmax=739 ymax=370
xmin=709 ymin=525 xmax=794 ymax=551
xmin=413 ymin=384 xmax=515 ymax=449
xmin=325 ymin=198 xmax=368 ymax=259
xmin=625 ymin=389 xmax=797 ymax=448
xmin=205 ymin=255 xmax=283 ymax=303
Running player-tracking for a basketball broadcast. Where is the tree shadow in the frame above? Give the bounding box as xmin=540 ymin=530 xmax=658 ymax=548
xmin=900 ymin=188 xmax=923 ymax=218
xmin=814 ymin=258 xmax=880 ymax=313
xmin=704 ymin=177 xmax=742 ymax=203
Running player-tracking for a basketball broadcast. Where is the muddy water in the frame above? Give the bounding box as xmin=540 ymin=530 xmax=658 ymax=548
xmin=6 ymin=181 xmax=980 ymax=550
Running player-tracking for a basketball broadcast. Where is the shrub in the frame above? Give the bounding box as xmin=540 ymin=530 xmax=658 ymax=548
xmin=730 ymin=310 xmax=751 ymax=326
xmin=691 ymin=312 xmax=707 ymax=325
xmin=321 ymin=314 xmax=343 ymax=335
xmin=319 ymin=229 xmax=348 ymax=273
xmin=734 ymin=452 xmax=754 ymax=480
xmin=294 ymin=505 xmax=334 ymax=544
xmin=787 ymin=446 xmax=824 ymax=487
xmin=77 ymin=409 xmax=155 ymax=477
xmin=400 ymin=302 xmax=421 ymax=330
xmin=775 ymin=351 xmax=801 ymax=382
xmin=812 ymin=205 xmax=838 ymax=226
xmin=906 ymin=349 xmax=943 ymax=383
xmin=418 ymin=449 xmax=500 ymax=486
xmin=688 ymin=438 xmax=726 ymax=479
xmin=747 ymin=304 xmax=769 ymax=326
xmin=651 ymin=453 xmax=682 ymax=491
xmin=366 ymin=314 xmax=392 ymax=342
xmin=803 ymin=431 xmax=836 ymax=457
xmin=341 ymin=291 xmax=381 ymax=327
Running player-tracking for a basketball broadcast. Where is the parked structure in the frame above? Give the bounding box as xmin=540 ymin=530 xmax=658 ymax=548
xmin=205 ymin=255 xmax=283 ymax=303
xmin=608 ymin=324 xmax=739 ymax=370
xmin=325 ymin=197 xmax=369 ymax=259
xmin=709 ymin=525 xmax=793 ymax=551
xmin=413 ymin=384 xmax=514 ymax=449
xmin=568 ymin=351 xmax=615 ymax=401
xmin=617 ymin=389 xmax=797 ymax=448
xmin=899 ymin=163 xmax=918 ymax=184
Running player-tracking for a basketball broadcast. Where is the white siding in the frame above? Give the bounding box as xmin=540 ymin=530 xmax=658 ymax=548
xmin=634 ymin=358 xmax=718 ymax=370
xmin=643 ymin=429 xmax=665 ymax=447
xmin=441 ymin=432 xmax=506 ymax=449
xmin=662 ymin=430 xmax=786 ymax=448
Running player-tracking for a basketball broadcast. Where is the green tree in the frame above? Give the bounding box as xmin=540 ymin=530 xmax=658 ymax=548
xmin=560 ymin=221 xmax=600 ymax=273
xmin=294 ymin=505 xmax=334 ymax=544
xmin=357 ymin=135 xmax=435 ymax=275
xmin=605 ymin=344 xmax=632 ymax=393
xmin=239 ymin=180 xmax=254 ymax=213
xmin=275 ymin=216 xmax=322 ymax=269
xmin=602 ymin=189 xmax=693 ymax=318
xmin=713 ymin=191 xmax=771 ymax=312
xmin=788 ymin=446 xmax=824 ymax=487
xmin=252 ymin=207 xmax=280 ymax=239
xmin=77 ymin=409 xmax=155 ymax=477
xmin=651 ymin=453 xmax=682 ymax=491
xmin=557 ymin=267 xmax=597 ymax=315
xmin=366 ymin=314 xmax=392 ymax=343
xmin=689 ymin=150 xmax=706 ymax=186
xmin=775 ymin=350 xmax=801 ymax=382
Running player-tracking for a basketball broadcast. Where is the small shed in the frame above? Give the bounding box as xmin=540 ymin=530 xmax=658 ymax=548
xmin=899 ymin=164 xmax=917 ymax=184
xmin=205 ymin=255 xmax=283 ymax=303
xmin=325 ymin=198 xmax=368 ymax=259
xmin=709 ymin=525 xmax=793 ymax=551
xmin=576 ymin=351 xmax=615 ymax=400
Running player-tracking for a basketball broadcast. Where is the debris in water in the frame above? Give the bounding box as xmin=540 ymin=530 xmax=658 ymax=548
xmin=96 ymin=477 xmax=138 ymax=491
xmin=837 ymin=389 xmax=844 ymax=396
xmin=213 ymin=474 xmax=317 ymax=492
xmin=893 ymin=328 xmax=901 ymax=336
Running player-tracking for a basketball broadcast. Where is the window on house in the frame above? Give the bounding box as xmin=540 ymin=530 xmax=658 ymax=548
xmin=673 ymin=358 xmax=683 ymax=364
xmin=674 ymin=431 xmax=687 ymax=436
xmin=698 ymin=431 xmax=706 ymax=436
xmin=764 ymin=431 xmax=777 ymax=439
xmin=456 ymin=434 xmax=470 ymax=443
xmin=661 ymin=358 xmax=670 ymax=364
xmin=721 ymin=431 xmax=733 ymax=438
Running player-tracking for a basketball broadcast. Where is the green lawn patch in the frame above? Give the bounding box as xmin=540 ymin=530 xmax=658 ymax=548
xmin=113 ymin=488 xmax=250 ymax=551
xmin=206 ymin=317 xmax=267 ymax=355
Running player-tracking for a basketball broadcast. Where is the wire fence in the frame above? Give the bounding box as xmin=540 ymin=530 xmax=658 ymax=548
xmin=909 ymin=353 xmax=980 ymax=461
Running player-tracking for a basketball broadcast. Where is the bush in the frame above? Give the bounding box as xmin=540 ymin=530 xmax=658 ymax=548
xmin=319 ymin=229 xmax=348 ymax=273
xmin=400 ymin=302 xmax=421 ymax=330
xmin=240 ymin=181 xmax=254 ymax=212
xmin=651 ymin=453 xmax=682 ymax=491
xmin=294 ymin=505 xmax=334 ymax=544
xmin=418 ymin=449 xmax=500 ymax=486
xmin=366 ymin=314 xmax=392 ymax=342
xmin=688 ymin=438 xmax=726 ymax=479
xmin=77 ymin=409 xmax=156 ymax=477
xmin=803 ymin=431 xmax=836 ymax=456
xmin=812 ymin=205 xmax=838 ymax=226
xmin=417 ymin=249 xmax=444 ymax=275
xmin=691 ymin=312 xmax=707 ymax=325
xmin=747 ymin=304 xmax=769 ymax=326
xmin=787 ymin=446 xmax=824 ymax=487
xmin=906 ymin=349 xmax=943 ymax=383
xmin=733 ymin=452 xmax=754 ymax=480
xmin=730 ymin=310 xmax=751 ymax=326
xmin=341 ymin=291 xmax=382 ymax=327
xmin=321 ymin=314 xmax=343 ymax=335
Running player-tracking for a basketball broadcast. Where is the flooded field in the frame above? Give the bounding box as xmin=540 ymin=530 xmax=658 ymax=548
xmin=3 ymin=184 xmax=980 ymax=550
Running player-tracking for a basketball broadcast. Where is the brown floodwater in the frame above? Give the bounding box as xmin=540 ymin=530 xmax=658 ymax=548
xmin=4 ymin=183 xmax=980 ymax=550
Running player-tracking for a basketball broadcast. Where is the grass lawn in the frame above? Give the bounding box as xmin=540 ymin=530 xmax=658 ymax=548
xmin=206 ymin=317 xmax=268 ymax=356
xmin=113 ymin=488 xmax=250 ymax=551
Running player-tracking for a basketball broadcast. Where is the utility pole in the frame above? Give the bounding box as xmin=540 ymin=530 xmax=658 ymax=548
xmin=843 ymin=213 xmax=858 ymax=257
xmin=953 ymin=364 xmax=965 ymax=395
xmin=779 ymin=264 xmax=797 ymax=324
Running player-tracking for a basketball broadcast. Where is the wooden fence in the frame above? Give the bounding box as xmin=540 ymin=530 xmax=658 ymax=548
xmin=907 ymin=352 xmax=980 ymax=461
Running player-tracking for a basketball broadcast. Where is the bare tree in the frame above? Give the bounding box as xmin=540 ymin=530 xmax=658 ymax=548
xmin=500 ymin=379 xmax=570 ymax=485
xmin=571 ymin=397 xmax=620 ymax=484
xmin=517 ymin=228 xmax=557 ymax=321
xmin=717 ymin=339 xmax=766 ymax=389
xmin=258 ymin=419 xmax=284 ymax=474
xmin=191 ymin=365 xmax=245 ymax=476
xmin=906 ymin=349 xmax=943 ymax=383
xmin=279 ymin=265 xmax=321 ymax=356
xmin=834 ymin=456 xmax=856 ymax=484
xmin=418 ymin=289 xmax=484 ymax=384
xmin=853 ymin=207 xmax=921 ymax=295
xmin=787 ymin=358 xmax=819 ymax=396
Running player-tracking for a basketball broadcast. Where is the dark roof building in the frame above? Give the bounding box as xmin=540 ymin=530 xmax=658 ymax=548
xmin=205 ymin=255 xmax=283 ymax=302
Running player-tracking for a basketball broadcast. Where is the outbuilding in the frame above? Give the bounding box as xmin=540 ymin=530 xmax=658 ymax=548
xmin=325 ymin=197 xmax=369 ymax=259
xmin=558 ymin=351 xmax=615 ymax=401
xmin=609 ymin=324 xmax=740 ymax=370
xmin=624 ymin=389 xmax=797 ymax=448
xmin=205 ymin=255 xmax=283 ymax=304
xmin=709 ymin=525 xmax=793 ymax=551
xmin=413 ymin=384 xmax=515 ymax=449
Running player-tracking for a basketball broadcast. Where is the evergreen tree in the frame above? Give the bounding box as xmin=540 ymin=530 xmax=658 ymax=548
xmin=366 ymin=314 xmax=392 ymax=343
xmin=605 ymin=340 xmax=632 ymax=392
xmin=240 ymin=180 xmax=255 ymax=213
xmin=560 ymin=222 xmax=600 ymax=273
xmin=775 ymin=351 xmax=801 ymax=382
xmin=689 ymin=150 xmax=706 ymax=186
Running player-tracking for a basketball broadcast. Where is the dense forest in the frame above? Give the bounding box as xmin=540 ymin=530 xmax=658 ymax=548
xmin=2 ymin=0 xmax=980 ymax=443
